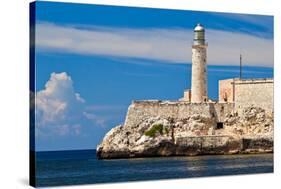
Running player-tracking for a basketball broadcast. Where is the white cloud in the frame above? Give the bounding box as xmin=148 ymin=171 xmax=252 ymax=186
xmin=82 ymin=105 xmax=128 ymax=128
xmin=83 ymin=112 xmax=107 ymax=128
xmin=56 ymin=124 xmax=82 ymax=136
xmin=85 ymin=105 xmax=127 ymax=111
xmin=36 ymin=23 xmax=273 ymax=67
xmin=36 ymin=72 xmax=85 ymax=136
xmin=75 ymin=93 xmax=85 ymax=103
xmin=211 ymin=13 xmax=273 ymax=33
xmin=35 ymin=72 xmax=112 ymax=137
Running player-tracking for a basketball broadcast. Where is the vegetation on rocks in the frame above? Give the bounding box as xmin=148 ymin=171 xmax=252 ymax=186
xmin=144 ymin=124 xmax=166 ymax=137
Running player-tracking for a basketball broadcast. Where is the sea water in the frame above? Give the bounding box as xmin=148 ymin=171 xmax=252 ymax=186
xmin=36 ymin=150 xmax=273 ymax=187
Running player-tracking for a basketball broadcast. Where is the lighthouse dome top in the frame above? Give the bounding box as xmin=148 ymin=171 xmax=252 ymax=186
xmin=194 ymin=23 xmax=205 ymax=31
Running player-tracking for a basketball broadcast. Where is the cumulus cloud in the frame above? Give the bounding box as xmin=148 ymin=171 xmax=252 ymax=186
xmin=35 ymin=72 xmax=114 ymax=137
xmin=36 ymin=22 xmax=273 ymax=67
xmin=36 ymin=72 xmax=85 ymax=136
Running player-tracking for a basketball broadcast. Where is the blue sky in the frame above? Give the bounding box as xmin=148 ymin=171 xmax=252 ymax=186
xmin=34 ymin=1 xmax=273 ymax=151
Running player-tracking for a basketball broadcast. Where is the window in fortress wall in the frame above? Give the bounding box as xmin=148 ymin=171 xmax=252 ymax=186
xmin=216 ymin=122 xmax=224 ymax=129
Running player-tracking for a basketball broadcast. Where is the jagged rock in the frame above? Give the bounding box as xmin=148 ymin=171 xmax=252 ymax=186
xmin=224 ymin=106 xmax=273 ymax=136
xmin=97 ymin=106 xmax=273 ymax=159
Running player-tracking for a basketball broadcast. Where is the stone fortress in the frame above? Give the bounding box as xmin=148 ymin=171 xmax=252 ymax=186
xmin=97 ymin=24 xmax=274 ymax=159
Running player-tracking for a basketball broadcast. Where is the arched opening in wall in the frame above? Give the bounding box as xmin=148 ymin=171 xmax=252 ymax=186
xmin=203 ymin=96 xmax=208 ymax=102
xmin=216 ymin=122 xmax=224 ymax=129
xmin=223 ymin=92 xmax=228 ymax=102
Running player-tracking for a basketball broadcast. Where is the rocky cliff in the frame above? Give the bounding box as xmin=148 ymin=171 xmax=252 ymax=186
xmin=96 ymin=104 xmax=273 ymax=159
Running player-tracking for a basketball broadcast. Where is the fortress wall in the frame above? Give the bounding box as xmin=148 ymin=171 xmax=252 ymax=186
xmin=234 ymin=79 xmax=273 ymax=113
xmin=219 ymin=78 xmax=273 ymax=113
xmin=213 ymin=103 xmax=235 ymax=122
xmin=124 ymin=101 xmax=233 ymax=128
xmin=219 ymin=79 xmax=234 ymax=102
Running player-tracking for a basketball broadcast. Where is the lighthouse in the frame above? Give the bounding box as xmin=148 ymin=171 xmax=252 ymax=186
xmin=191 ymin=23 xmax=208 ymax=103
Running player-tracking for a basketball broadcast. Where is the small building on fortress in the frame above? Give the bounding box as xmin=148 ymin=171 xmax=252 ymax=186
xmin=97 ymin=24 xmax=274 ymax=159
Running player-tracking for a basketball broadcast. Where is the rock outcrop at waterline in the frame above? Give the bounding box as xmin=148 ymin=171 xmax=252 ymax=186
xmin=96 ymin=103 xmax=273 ymax=159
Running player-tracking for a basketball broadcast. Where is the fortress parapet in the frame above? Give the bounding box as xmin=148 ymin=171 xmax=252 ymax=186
xmin=125 ymin=100 xmax=234 ymax=128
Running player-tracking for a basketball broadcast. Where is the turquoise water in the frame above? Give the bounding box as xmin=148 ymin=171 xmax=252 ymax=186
xmin=36 ymin=150 xmax=273 ymax=187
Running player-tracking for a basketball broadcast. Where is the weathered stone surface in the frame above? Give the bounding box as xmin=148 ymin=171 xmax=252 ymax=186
xmin=219 ymin=78 xmax=273 ymax=113
xmin=96 ymin=104 xmax=273 ymax=159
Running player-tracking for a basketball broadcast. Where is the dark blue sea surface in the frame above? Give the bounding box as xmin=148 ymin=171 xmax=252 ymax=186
xmin=36 ymin=150 xmax=273 ymax=187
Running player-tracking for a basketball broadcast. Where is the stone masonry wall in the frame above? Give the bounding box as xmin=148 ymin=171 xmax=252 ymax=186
xmin=219 ymin=78 xmax=273 ymax=113
xmin=234 ymin=79 xmax=273 ymax=113
xmin=124 ymin=100 xmax=233 ymax=128
xmin=219 ymin=79 xmax=234 ymax=102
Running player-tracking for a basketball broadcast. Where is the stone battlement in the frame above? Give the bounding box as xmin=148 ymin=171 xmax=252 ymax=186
xmin=233 ymin=78 xmax=273 ymax=85
xmin=132 ymin=100 xmax=214 ymax=105
xmin=124 ymin=100 xmax=234 ymax=128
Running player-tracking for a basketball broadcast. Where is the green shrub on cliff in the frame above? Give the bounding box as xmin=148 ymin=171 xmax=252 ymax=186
xmin=144 ymin=124 xmax=164 ymax=137
xmin=164 ymin=127 xmax=169 ymax=134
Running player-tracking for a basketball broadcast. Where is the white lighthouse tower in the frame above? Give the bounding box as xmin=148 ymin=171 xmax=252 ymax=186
xmin=191 ymin=23 xmax=208 ymax=103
